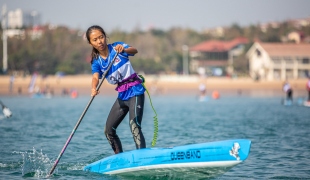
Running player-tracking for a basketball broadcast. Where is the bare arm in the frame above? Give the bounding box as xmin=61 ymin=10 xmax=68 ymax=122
xmin=114 ymin=44 xmax=138 ymax=55
xmin=91 ymin=73 xmax=100 ymax=96
xmin=124 ymin=46 xmax=138 ymax=55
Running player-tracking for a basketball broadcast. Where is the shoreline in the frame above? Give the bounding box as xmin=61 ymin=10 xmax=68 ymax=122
xmin=0 ymin=75 xmax=308 ymax=98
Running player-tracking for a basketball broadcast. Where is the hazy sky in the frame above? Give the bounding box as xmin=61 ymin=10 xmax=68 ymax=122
xmin=1 ymin=0 xmax=310 ymax=32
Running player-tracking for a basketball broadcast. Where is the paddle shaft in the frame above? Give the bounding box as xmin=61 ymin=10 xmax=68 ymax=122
xmin=48 ymin=52 xmax=118 ymax=176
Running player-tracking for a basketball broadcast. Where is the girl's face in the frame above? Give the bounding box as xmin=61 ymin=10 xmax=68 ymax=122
xmin=89 ymin=29 xmax=107 ymax=51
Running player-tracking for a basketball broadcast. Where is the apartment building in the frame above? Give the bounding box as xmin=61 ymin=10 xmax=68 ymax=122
xmin=247 ymin=42 xmax=310 ymax=81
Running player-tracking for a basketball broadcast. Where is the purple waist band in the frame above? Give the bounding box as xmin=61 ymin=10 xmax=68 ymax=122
xmin=115 ymin=73 xmax=142 ymax=92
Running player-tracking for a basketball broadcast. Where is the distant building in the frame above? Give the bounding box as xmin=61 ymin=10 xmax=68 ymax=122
xmin=189 ymin=37 xmax=248 ymax=76
xmin=288 ymin=17 xmax=310 ymax=29
xmin=259 ymin=22 xmax=280 ymax=33
xmin=287 ymin=31 xmax=304 ymax=44
xmin=8 ymin=8 xmax=41 ymax=28
xmin=5 ymin=8 xmax=42 ymax=38
xmin=246 ymin=42 xmax=310 ymax=81
xmin=203 ymin=27 xmax=225 ymax=38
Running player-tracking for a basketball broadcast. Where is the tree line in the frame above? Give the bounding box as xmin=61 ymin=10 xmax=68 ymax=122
xmin=1 ymin=20 xmax=309 ymax=76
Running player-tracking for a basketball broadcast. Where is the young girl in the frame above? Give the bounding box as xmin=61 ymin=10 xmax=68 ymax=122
xmin=283 ymin=81 xmax=293 ymax=102
xmin=86 ymin=25 xmax=146 ymax=154
xmin=306 ymin=77 xmax=310 ymax=101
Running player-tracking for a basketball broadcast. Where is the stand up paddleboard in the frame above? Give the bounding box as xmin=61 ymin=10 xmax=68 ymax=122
xmin=304 ymin=101 xmax=310 ymax=107
xmin=84 ymin=139 xmax=251 ymax=178
xmin=198 ymin=95 xmax=209 ymax=102
xmin=282 ymin=99 xmax=293 ymax=106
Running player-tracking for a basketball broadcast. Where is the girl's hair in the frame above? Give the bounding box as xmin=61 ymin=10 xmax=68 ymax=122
xmin=86 ymin=25 xmax=107 ymax=64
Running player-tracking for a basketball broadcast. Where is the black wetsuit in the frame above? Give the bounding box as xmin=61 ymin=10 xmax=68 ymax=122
xmin=104 ymin=94 xmax=146 ymax=154
xmin=307 ymin=80 xmax=310 ymax=101
xmin=287 ymin=89 xmax=293 ymax=101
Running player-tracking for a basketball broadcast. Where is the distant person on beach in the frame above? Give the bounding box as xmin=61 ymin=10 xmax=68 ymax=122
xmin=283 ymin=81 xmax=293 ymax=101
xmin=9 ymin=75 xmax=15 ymax=93
xmin=199 ymin=83 xmax=206 ymax=97
xmin=306 ymin=77 xmax=310 ymax=101
xmin=86 ymin=25 xmax=146 ymax=154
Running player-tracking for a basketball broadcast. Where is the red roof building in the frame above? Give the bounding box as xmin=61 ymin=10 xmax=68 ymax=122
xmin=191 ymin=37 xmax=248 ymax=52
xmin=189 ymin=37 xmax=248 ymax=76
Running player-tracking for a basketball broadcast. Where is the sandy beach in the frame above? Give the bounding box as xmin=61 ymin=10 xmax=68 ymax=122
xmin=0 ymin=75 xmax=308 ymax=98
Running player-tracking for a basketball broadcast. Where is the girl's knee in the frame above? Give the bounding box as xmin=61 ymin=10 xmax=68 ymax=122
xmin=104 ymin=126 xmax=108 ymax=135
xmin=104 ymin=126 xmax=116 ymax=136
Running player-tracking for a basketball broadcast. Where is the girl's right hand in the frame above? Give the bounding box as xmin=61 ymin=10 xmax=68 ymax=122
xmin=114 ymin=44 xmax=124 ymax=53
xmin=91 ymin=88 xmax=99 ymax=96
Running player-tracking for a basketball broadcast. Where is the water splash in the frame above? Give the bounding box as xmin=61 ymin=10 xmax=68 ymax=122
xmin=18 ymin=148 xmax=55 ymax=178
xmin=0 ymin=115 xmax=6 ymax=120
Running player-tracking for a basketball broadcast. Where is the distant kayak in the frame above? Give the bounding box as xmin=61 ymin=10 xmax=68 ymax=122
xmin=84 ymin=139 xmax=251 ymax=178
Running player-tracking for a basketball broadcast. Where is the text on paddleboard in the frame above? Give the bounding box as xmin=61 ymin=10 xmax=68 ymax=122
xmin=171 ymin=150 xmax=201 ymax=160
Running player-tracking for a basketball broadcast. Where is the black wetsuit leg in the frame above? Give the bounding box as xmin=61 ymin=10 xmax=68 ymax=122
xmin=127 ymin=94 xmax=146 ymax=149
xmin=287 ymin=89 xmax=293 ymax=101
xmin=104 ymin=98 xmax=128 ymax=154
xmin=104 ymin=94 xmax=146 ymax=154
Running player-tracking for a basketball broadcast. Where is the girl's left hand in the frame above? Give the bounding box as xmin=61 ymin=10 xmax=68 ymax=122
xmin=115 ymin=44 xmax=124 ymax=53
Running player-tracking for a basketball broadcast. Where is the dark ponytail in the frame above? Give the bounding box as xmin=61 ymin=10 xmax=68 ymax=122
xmin=86 ymin=25 xmax=107 ymax=64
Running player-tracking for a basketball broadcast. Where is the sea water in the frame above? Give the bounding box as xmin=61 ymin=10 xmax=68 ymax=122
xmin=0 ymin=95 xmax=309 ymax=179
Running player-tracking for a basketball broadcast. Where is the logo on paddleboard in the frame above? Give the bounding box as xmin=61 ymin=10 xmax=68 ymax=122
xmin=171 ymin=150 xmax=201 ymax=161
xmin=229 ymin=142 xmax=240 ymax=160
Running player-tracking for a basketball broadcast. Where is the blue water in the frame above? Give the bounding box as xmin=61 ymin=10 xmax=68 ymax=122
xmin=0 ymin=95 xmax=310 ymax=179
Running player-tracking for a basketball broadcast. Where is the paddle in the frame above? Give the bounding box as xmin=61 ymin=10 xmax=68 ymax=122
xmin=0 ymin=100 xmax=12 ymax=118
xmin=47 ymin=51 xmax=118 ymax=176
